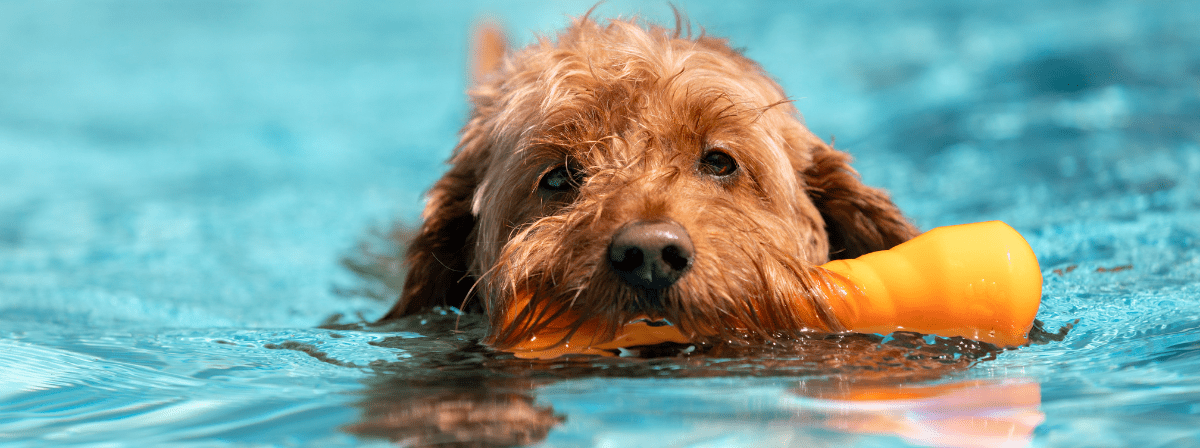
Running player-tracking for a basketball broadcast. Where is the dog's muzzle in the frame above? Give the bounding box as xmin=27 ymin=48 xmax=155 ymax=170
xmin=607 ymin=220 xmax=694 ymax=296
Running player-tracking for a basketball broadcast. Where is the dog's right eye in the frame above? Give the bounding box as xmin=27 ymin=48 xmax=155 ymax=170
xmin=539 ymin=166 xmax=576 ymax=192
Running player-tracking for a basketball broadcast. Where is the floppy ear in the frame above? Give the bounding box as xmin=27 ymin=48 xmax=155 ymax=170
xmin=380 ymin=24 xmax=508 ymax=319
xmin=802 ymin=140 xmax=920 ymax=260
xmin=379 ymin=153 xmax=482 ymax=319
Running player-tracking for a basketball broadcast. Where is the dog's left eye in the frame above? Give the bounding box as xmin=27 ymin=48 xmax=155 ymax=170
xmin=700 ymin=150 xmax=738 ymax=177
xmin=539 ymin=166 xmax=577 ymax=192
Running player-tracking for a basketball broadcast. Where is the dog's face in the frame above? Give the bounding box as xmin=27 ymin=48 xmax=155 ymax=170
xmin=386 ymin=18 xmax=918 ymax=347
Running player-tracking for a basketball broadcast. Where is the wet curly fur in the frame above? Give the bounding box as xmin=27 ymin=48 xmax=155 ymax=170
xmin=380 ymin=15 xmax=918 ymax=349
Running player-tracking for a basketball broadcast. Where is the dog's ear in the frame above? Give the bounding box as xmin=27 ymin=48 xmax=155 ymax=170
xmin=797 ymin=135 xmax=919 ymax=260
xmin=380 ymin=25 xmax=508 ymax=319
xmin=380 ymin=153 xmax=482 ymax=319
xmin=470 ymin=22 xmax=507 ymax=86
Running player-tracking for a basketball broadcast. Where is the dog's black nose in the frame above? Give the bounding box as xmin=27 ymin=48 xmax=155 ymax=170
xmin=608 ymin=220 xmax=694 ymax=290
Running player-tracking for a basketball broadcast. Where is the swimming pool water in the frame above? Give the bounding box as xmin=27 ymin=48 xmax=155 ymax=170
xmin=2 ymin=1 xmax=1198 ymax=446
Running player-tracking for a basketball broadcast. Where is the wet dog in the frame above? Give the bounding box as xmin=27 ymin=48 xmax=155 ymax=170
xmin=380 ymin=15 xmax=918 ymax=349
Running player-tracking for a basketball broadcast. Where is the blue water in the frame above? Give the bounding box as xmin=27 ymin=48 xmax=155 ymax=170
xmin=2 ymin=1 xmax=1198 ymax=447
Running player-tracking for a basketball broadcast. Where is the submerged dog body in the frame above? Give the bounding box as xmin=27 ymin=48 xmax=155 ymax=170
xmin=382 ymin=17 xmax=918 ymax=348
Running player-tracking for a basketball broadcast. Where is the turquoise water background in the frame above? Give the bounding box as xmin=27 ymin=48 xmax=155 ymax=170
xmin=2 ymin=1 xmax=1198 ymax=446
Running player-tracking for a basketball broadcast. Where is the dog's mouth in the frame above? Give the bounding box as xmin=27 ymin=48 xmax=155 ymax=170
xmin=625 ymin=288 xmax=671 ymax=314
xmin=484 ymin=287 xmax=696 ymax=358
xmin=627 ymin=317 xmax=674 ymax=327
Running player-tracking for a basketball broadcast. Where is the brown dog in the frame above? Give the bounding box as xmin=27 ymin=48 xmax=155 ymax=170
xmin=381 ymin=15 xmax=918 ymax=349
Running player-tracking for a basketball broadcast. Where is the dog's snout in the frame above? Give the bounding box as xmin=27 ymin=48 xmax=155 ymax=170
xmin=608 ymin=220 xmax=694 ymax=290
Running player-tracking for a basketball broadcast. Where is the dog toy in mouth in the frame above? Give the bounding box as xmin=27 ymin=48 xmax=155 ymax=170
xmin=500 ymin=221 xmax=1043 ymax=359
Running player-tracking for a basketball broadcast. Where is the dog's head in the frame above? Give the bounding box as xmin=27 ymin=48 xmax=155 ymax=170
xmin=386 ymin=17 xmax=917 ymax=347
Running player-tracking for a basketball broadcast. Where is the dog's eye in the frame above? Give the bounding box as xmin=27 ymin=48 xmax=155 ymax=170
xmin=539 ymin=166 xmax=577 ymax=192
xmin=700 ymin=150 xmax=737 ymax=177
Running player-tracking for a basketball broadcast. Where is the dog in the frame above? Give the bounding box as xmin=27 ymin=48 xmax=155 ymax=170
xmin=380 ymin=14 xmax=919 ymax=350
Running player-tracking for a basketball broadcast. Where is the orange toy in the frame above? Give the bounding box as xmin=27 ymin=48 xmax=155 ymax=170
xmin=501 ymin=221 xmax=1043 ymax=359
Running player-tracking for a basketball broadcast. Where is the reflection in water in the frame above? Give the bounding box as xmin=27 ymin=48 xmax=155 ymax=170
xmin=796 ymin=379 xmax=1043 ymax=448
xmin=338 ymin=312 xmax=1045 ymax=447
xmin=346 ymin=373 xmax=563 ymax=447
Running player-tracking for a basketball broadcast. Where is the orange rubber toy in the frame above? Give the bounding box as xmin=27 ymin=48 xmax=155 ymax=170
xmin=502 ymin=221 xmax=1043 ymax=359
